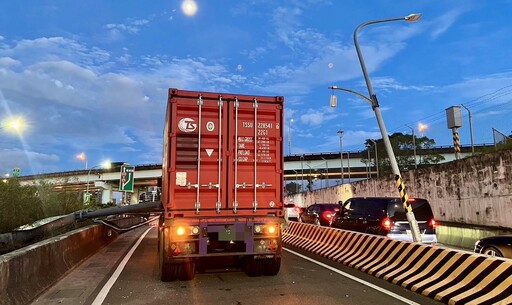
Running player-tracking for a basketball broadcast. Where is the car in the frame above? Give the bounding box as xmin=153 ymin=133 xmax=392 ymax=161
xmin=299 ymin=203 xmax=341 ymax=226
xmin=284 ymin=203 xmax=302 ymax=222
xmin=474 ymin=235 xmax=512 ymax=258
xmin=330 ymin=197 xmax=437 ymax=243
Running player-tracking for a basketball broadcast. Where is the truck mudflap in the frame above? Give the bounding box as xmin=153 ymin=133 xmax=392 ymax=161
xmin=158 ymin=216 xmax=283 ymax=281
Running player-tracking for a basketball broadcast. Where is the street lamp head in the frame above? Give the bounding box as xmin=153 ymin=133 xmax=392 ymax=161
xmin=337 ymin=130 xmax=344 ymax=136
xmin=330 ymin=95 xmax=337 ymax=108
xmin=404 ymin=13 xmax=422 ymax=22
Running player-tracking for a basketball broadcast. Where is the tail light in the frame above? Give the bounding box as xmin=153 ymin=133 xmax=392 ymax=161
xmin=381 ymin=217 xmax=392 ymax=231
xmin=322 ymin=211 xmax=335 ymax=221
xmin=294 ymin=207 xmax=301 ymax=213
xmin=429 ymin=218 xmax=437 ymax=228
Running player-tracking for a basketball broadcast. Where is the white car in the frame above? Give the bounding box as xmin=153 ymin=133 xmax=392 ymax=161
xmin=284 ymin=203 xmax=301 ymax=222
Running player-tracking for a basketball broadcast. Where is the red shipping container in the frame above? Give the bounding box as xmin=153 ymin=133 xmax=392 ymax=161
xmin=162 ymin=88 xmax=284 ymax=218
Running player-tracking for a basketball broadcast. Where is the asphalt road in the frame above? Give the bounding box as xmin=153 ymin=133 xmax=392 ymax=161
xmin=30 ymin=225 xmax=444 ymax=305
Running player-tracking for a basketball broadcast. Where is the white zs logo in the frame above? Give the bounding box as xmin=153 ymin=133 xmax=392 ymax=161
xmin=178 ymin=118 xmax=197 ymax=133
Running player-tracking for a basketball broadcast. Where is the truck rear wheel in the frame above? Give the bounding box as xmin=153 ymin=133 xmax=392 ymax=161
xmin=264 ymin=257 xmax=281 ymax=276
xmin=160 ymin=263 xmax=178 ymax=282
xmin=178 ymin=261 xmax=196 ymax=280
xmin=243 ymin=258 xmax=265 ymax=277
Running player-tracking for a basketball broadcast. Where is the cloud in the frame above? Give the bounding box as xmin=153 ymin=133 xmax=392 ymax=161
xmin=105 ymin=19 xmax=150 ymax=34
xmin=299 ymin=107 xmax=338 ymax=126
xmin=371 ymin=77 xmax=435 ymax=92
xmin=0 ymin=35 xmax=257 ymax=172
xmin=428 ymin=9 xmax=467 ymax=39
xmin=0 ymin=57 xmax=20 ymax=67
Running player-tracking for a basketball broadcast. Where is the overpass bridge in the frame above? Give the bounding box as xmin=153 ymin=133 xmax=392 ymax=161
xmin=14 ymin=144 xmax=490 ymax=204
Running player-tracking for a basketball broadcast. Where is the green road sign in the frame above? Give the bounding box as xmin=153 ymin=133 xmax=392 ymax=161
xmin=12 ymin=167 xmax=20 ymax=177
xmin=119 ymin=165 xmax=135 ymax=192
xmin=84 ymin=192 xmax=91 ymax=204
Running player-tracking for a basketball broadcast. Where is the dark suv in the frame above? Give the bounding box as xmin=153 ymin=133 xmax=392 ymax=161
xmin=299 ymin=203 xmax=341 ymax=226
xmin=330 ymin=197 xmax=437 ymax=243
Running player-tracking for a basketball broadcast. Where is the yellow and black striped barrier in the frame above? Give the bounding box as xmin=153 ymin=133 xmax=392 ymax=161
xmin=283 ymin=222 xmax=512 ymax=305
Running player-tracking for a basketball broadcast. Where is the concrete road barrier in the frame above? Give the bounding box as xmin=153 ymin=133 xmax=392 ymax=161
xmin=0 ymin=217 xmax=144 ymax=305
xmin=283 ymin=222 xmax=512 ymax=305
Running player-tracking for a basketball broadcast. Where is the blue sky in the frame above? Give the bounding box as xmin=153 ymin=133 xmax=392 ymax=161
xmin=1 ymin=0 xmax=512 ymax=175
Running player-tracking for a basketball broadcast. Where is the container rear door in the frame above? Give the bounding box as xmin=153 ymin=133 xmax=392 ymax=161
xmin=165 ymin=89 xmax=283 ymax=217
xmin=227 ymin=97 xmax=283 ymax=215
xmin=167 ymin=91 xmax=226 ymax=215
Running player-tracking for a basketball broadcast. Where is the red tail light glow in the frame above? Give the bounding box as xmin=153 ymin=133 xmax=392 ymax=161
xmin=322 ymin=212 xmax=334 ymax=220
xmin=382 ymin=218 xmax=392 ymax=230
xmin=429 ymin=218 xmax=437 ymax=228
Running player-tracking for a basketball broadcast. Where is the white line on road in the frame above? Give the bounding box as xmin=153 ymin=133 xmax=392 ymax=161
xmin=284 ymin=247 xmax=421 ymax=305
xmin=92 ymin=227 xmax=153 ymax=305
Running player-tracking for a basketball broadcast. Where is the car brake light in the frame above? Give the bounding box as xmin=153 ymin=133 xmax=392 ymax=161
xmin=322 ymin=212 xmax=334 ymax=220
xmin=429 ymin=218 xmax=437 ymax=228
xmin=382 ymin=218 xmax=392 ymax=230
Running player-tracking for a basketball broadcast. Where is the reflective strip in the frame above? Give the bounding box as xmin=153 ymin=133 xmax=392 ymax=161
xmin=394 ymin=174 xmax=411 ymax=213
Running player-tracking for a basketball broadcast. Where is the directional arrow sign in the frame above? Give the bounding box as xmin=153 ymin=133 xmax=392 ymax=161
xmin=119 ymin=165 xmax=135 ymax=192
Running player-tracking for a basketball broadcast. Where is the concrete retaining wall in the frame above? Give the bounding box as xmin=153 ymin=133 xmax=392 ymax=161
xmin=285 ymin=150 xmax=512 ymax=247
xmin=283 ymin=222 xmax=512 ymax=305
xmin=0 ymin=217 xmax=142 ymax=305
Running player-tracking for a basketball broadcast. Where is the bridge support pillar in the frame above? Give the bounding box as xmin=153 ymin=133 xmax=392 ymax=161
xmin=94 ymin=181 xmax=113 ymax=204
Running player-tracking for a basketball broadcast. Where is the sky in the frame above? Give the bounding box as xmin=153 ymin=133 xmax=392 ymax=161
xmin=1 ymin=0 xmax=512 ymax=176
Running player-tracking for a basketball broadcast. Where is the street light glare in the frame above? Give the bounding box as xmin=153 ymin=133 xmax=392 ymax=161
xmin=404 ymin=13 xmax=422 ymax=22
xmin=418 ymin=122 xmax=429 ymax=133
xmin=102 ymin=160 xmax=112 ymax=169
xmin=76 ymin=152 xmax=86 ymax=161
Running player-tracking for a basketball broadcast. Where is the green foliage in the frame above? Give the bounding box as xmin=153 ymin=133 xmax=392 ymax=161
xmin=285 ymin=182 xmax=302 ymax=195
xmin=362 ymin=133 xmax=445 ymax=176
xmin=0 ymin=179 xmax=87 ymax=233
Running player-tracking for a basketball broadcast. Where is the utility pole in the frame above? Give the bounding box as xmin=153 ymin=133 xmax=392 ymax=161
xmin=461 ymin=104 xmax=474 ymax=155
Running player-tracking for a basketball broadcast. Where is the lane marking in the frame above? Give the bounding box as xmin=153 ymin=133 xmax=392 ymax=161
xmin=92 ymin=227 xmax=153 ymax=305
xmin=284 ymin=247 xmax=421 ymax=305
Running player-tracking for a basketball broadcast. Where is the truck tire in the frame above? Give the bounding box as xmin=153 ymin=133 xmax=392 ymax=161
xmin=178 ymin=262 xmax=196 ymax=280
xmin=160 ymin=263 xmax=173 ymax=282
xmin=243 ymin=258 xmax=265 ymax=277
xmin=264 ymin=257 xmax=281 ymax=276
xmin=158 ymin=229 xmax=178 ymax=281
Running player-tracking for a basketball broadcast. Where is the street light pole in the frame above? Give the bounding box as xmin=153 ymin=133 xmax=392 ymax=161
xmin=321 ymin=157 xmax=329 ymax=187
xmin=330 ymin=13 xmax=423 ymax=242
xmin=300 ymin=155 xmax=304 ymax=191
xmin=338 ymin=130 xmax=344 ymax=184
xmin=354 ymin=13 xmax=423 ymax=242
xmin=369 ymin=139 xmax=379 ymax=178
xmin=292 ymin=169 xmax=299 ymax=193
xmin=365 ymin=143 xmax=371 ymax=178
xmin=406 ymin=125 xmax=417 ymax=169
xmin=461 ymin=104 xmax=474 ymax=155
xmin=288 ymin=118 xmax=293 ymax=155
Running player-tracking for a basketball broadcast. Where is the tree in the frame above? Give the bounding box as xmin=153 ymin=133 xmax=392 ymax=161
xmin=362 ymin=132 xmax=445 ymax=176
xmin=285 ymin=182 xmax=302 ymax=195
